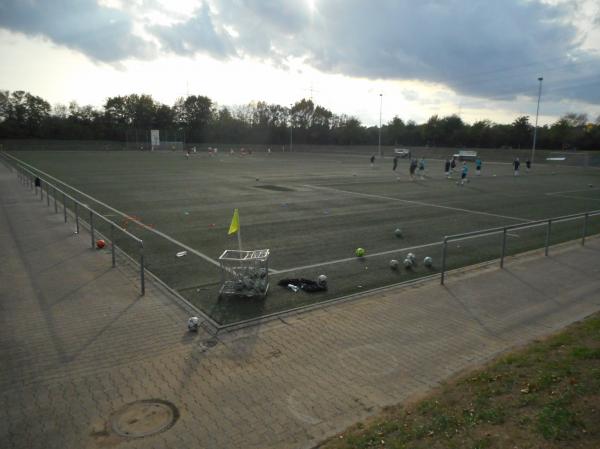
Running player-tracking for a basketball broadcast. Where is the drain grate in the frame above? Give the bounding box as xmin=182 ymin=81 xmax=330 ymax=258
xmin=255 ymin=184 xmax=294 ymax=192
xmin=111 ymin=399 xmax=179 ymax=438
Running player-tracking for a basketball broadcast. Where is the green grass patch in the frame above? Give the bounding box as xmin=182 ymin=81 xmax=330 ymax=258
xmin=319 ymin=313 xmax=600 ymax=449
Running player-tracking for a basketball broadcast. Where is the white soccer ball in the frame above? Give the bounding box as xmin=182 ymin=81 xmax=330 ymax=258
xmin=403 ymin=258 xmax=413 ymax=268
xmin=394 ymin=228 xmax=403 ymax=238
xmin=423 ymin=256 xmax=433 ymax=268
xmin=187 ymin=316 xmax=200 ymax=332
xmin=317 ymin=274 xmax=328 ymax=286
xmin=389 ymin=259 xmax=399 ymax=270
xmin=407 ymin=252 xmax=416 ymax=262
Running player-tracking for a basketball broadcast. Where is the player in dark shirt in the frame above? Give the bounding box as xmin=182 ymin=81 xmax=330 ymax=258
xmin=513 ymin=157 xmax=520 ymax=176
xmin=409 ymin=159 xmax=417 ymax=180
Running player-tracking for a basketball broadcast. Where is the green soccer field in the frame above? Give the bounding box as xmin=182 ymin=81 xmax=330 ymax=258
xmin=6 ymin=149 xmax=600 ymax=325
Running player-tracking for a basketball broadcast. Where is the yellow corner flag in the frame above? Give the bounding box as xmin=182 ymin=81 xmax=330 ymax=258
xmin=228 ymin=208 xmax=240 ymax=235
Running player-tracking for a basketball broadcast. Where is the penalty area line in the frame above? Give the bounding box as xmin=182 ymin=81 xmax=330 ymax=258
xmin=304 ymin=184 xmax=532 ymax=223
xmin=546 ymin=187 xmax=600 ymax=195
xmin=546 ymin=193 xmax=600 ymax=203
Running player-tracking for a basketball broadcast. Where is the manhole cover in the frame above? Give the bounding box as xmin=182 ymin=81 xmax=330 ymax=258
xmin=255 ymin=184 xmax=294 ymax=192
xmin=111 ymin=399 xmax=179 ymax=438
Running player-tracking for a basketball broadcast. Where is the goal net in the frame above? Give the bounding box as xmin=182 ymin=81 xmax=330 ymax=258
xmin=546 ymin=152 xmax=589 ymax=167
xmin=125 ymin=129 xmax=185 ymax=151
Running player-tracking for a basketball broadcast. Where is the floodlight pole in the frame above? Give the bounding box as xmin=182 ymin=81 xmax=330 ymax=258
xmin=378 ymin=93 xmax=383 ymax=157
xmin=531 ymin=76 xmax=543 ymax=164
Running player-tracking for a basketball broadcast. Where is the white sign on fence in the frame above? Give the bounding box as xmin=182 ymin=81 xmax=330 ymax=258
xmin=150 ymin=130 xmax=160 ymax=148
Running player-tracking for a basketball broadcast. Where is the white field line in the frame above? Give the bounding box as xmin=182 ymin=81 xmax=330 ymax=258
xmin=547 ymin=193 xmax=600 ymax=203
xmin=546 ymin=187 xmax=600 ymax=195
xmin=275 ymin=241 xmax=442 ymax=274
xmin=5 ymin=153 xmax=222 ymax=268
xmin=508 ymin=232 xmax=520 ymax=238
xmin=305 ymin=184 xmax=532 ymax=223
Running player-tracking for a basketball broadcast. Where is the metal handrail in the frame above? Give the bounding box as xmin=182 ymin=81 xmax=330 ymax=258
xmin=443 ymin=210 xmax=600 ymax=242
xmin=2 ymin=153 xmax=147 ymax=295
xmin=15 ymin=163 xmax=142 ymax=243
xmin=2 ymin=151 xmax=220 ymax=268
xmin=440 ymin=209 xmax=599 ymax=284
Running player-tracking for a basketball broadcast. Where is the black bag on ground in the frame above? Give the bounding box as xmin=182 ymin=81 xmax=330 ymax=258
xmin=278 ymin=278 xmax=327 ymax=292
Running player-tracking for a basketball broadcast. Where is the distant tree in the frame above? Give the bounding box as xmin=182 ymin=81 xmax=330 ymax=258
xmin=174 ymin=95 xmax=214 ymax=142
xmin=423 ymin=115 xmax=441 ymax=146
xmin=104 ymin=96 xmax=129 ymax=127
xmin=469 ymin=120 xmax=493 ymax=147
xmin=562 ymin=112 xmax=588 ymax=128
xmin=510 ymin=115 xmax=532 ymax=148
xmin=0 ymin=90 xmax=50 ymax=137
xmin=154 ymin=103 xmax=175 ymax=130
xmin=386 ymin=116 xmax=405 ymax=145
xmin=439 ymin=114 xmax=465 ymax=146
xmin=128 ymin=94 xmax=156 ymax=130
xmin=0 ymin=90 xmax=9 ymax=123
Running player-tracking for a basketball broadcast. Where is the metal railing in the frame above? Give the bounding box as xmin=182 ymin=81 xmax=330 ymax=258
xmin=5 ymin=155 xmax=146 ymax=295
xmin=440 ymin=210 xmax=600 ymax=284
xmin=3 ymin=150 xmax=599 ymax=328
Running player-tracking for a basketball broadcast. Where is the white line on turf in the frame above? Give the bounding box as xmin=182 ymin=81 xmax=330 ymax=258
xmin=304 ymin=184 xmax=532 ymax=223
xmin=547 ymin=193 xmax=600 ymax=202
xmin=5 ymin=153 xmax=222 ymax=268
xmin=275 ymin=241 xmax=442 ymax=274
xmin=546 ymin=187 xmax=600 ymax=195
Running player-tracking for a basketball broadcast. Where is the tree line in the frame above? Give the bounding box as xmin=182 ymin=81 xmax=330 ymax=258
xmin=1 ymin=90 xmax=599 ymax=150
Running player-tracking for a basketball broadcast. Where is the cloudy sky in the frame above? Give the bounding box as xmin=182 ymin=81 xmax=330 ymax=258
xmin=1 ymin=0 xmax=599 ymax=126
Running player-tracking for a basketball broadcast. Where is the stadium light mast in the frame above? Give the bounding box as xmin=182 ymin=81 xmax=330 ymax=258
xmin=531 ymin=76 xmax=543 ymax=164
xmin=378 ymin=93 xmax=383 ymax=157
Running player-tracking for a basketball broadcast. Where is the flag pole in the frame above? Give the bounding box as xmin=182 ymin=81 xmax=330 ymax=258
xmin=229 ymin=208 xmax=243 ymax=252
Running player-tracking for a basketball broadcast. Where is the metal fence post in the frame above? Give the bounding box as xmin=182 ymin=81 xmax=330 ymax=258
xmin=40 ymin=181 xmax=43 ymax=200
xmin=582 ymin=213 xmax=588 ymax=246
xmin=545 ymin=219 xmax=552 ymax=256
xmin=75 ymin=202 xmax=80 ymax=234
xmin=500 ymin=227 xmax=507 ymax=268
xmin=111 ymin=224 xmax=116 ymax=267
xmin=90 ymin=210 xmax=95 ymax=248
xmin=54 ymin=188 xmax=58 ymax=213
xmin=140 ymin=241 xmax=145 ymax=296
xmin=63 ymin=193 xmax=67 ymax=223
xmin=46 ymin=183 xmax=50 ymax=207
xmin=440 ymin=237 xmax=448 ymax=285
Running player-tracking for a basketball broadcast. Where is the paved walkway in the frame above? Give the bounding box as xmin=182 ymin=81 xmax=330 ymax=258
xmin=1 ymin=162 xmax=600 ymax=449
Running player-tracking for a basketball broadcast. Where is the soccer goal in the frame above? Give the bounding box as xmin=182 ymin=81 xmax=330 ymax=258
xmin=125 ymin=129 xmax=185 ymax=151
xmin=546 ymin=152 xmax=589 ymax=167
